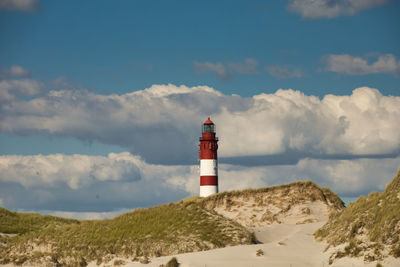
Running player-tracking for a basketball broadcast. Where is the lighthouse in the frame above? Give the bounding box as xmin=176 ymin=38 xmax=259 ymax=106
xmin=199 ymin=117 xmax=218 ymax=197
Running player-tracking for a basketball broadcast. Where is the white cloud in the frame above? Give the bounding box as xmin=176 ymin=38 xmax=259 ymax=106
xmin=217 ymin=87 xmax=400 ymax=158
xmin=0 ymin=152 xmax=193 ymax=212
xmin=49 ymin=77 xmax=84 ymax=90
xmin=324 ymin=54 xmax=400 ymax=75
xmin=0 ymin=65 xmax=30 ymax=80
xmin=0 ymin=152 xmax=398 ymax=215
xmin=0 ymin=152 xmax=142 ymax=189
xmin=0 ymin=78 xmax=45 ymax=102
xmin=176 ymin=157 xmax=400 ymax=198
xmin=266 ymin=65 xmax=303 ymax=79
xmin=45 ymin=209 xmax=131 ymax=220
xmin=228 ymin=58 xmax=259 ymax=75
xmin=1 ymin=83 xmax=400 ymax=165
xmin=0 ymin=0 xmax=40 ymax=12
xmin=287 ymin=0 xmax=387 ymax=19
xmin=193 ymin=61 xmax=231 ymax=81
xmin=0 ymin=83 xmax=249 ymax=164
xmin=193 ymin=58 xmax=258 ymax=80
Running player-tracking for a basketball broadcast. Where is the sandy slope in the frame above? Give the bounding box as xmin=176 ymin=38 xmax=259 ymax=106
xmin=116 ymin=201 xmax=399 ymax=267
xmin=4 ymin=220 xmax=398 ymax=267
xmin=120 ymin=221 xmax=326 ymax=267
xmin=2 ymin=196 xmax=399 ymax=266
xmin=118 ymin=220 xmax=399 ymax=267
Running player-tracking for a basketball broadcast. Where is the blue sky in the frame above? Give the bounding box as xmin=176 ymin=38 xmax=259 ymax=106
xmin=2 ymin=0 xmax=399 ymax=97
xmin=0 ymin=0 xmax=399 ymax=219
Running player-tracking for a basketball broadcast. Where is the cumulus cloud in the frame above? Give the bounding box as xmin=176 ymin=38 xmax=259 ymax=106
xmin=0 ymin=78 xmax=45 ymax=102
xmin=0 ymin=153 xmax=142 ymax=189
xmin=0 ymin=83 xmax=252 ymax=164
xmin=0 ymin=0 xmax=41 ymax=12
xmin=167 ymin=156 xmax=400 ymax=199
xmin=228 ymin=58 xmax=259 ymax=75
xmin=217 ymin=87 xmax=400 ymax=159
xmin=0 ymin=152 xmax=193 ymax=213
xmin=324 ymin=54 xmax=400 ymax=75
xmin=193 ymin=58 xmax=258 ymax=80
xmin=266 ymin=65 xmax=303 ymax=79
xmin=0 ymin=152 xmax=398 ymax=218
xmin=0 ymin=65 xmax=43 ymax=102
xmin=49 ymin=77 xmax=84 ymax=90
xmin=287 ymin=0 xmax=387 ymax=19
xmin=193 ymin=61 xmax=231 ymax=81
xmin=0 ymin=65 xmax=30 ymax=80
xmin=1 ymin=83 xmax=400 ymax=165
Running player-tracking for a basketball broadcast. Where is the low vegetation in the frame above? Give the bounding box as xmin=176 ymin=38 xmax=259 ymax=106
xmin=201 ymin=180 xmax=344 ymax=227
xmin=0 ymin=180 xmax=347 ymax=266
xmin=166 ymin=257 xmax=179 ymax=267
xmin=0 ymin=207 xmax=78 ymax=234
xmin=256 ymin=249 xmax=264 ymax=256
xmin=315 ymin=168 xmax=400 ymax=263
xmin=203 ymin=180 xmax=344 ymax=212
xmin=0 ymin=200 xmax=254 ymax=266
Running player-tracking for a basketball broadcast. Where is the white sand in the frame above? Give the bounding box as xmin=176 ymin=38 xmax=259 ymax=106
xmin=119 ymin=220 xmax=399 ymax=267
xmin=118 ymin=201 xmax=399 ymax=267
xmin=3 ymin=200 xmax=400 ymax=267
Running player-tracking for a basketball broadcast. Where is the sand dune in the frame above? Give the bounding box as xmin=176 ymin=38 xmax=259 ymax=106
xmin=117 ymin=201 xmax=399 ymax=267
xmin=119 ymin=220 xmax=399 ymax=267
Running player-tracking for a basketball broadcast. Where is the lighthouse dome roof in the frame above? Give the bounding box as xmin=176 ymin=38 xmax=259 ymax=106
xmin=204 ymin=117 xmax=214 ymax=125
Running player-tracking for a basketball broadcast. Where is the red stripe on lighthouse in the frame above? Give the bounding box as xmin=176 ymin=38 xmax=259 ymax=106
xmin=200 ymin=176 xmax=218 ymax=186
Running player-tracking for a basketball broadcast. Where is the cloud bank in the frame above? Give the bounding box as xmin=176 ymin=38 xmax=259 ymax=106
xmin=1 ymin=71 xmax=399 ymax=217
xmin=193 ymin=58 xmax=258 ymax=81
xmin=324 ymin=54 xmax=400 ymax=75
xmin=0 ymin=65 xmax=30 ymax=80
xmin=287 ymin=0 xmax=387 ymax=19
xmin=0 ymin=153 xmax=142 ymax=189
xmin=1 ymin=81 xmax=400 ymax=165
xmin=266 ymin=65 xmax=303 ymax=79
xmin=0 ymin=152 xmax=398 ymax=218
xmin=0 ymin=152 xmax=194 ymax=213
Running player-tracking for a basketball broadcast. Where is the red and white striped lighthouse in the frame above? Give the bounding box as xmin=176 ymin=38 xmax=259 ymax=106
xmin=199 ymin=117 xmax=218 ymax=197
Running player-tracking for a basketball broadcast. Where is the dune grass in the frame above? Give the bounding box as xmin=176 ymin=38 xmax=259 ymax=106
xmin=0 ymin=207 xmax=79 ymax=234
xmin=315 ymin=168 xmax=400 ymax=262
xmin=0 ymin=179 xmax=346 ymax=265
xmin=0 ymin=201 xmax=254 ymax=265
xmin=202 ymin=180 xmax=344 ymax=211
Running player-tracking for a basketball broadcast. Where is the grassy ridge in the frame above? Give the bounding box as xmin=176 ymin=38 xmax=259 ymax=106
xmin=0 ymin=200 xmax=254 ymax=266
xmin=0 ymin=180 xmax=345 ymax=266
xmin=203 ymin=180 xmax=344 ymax=212
xmin=0 ymin=207 xmax=79 ymax=234
xmin=315 ymin=168 xmax=400 ymax=262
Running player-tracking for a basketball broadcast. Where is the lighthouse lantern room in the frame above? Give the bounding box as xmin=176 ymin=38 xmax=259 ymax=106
xmin=199 ymin=117 xmax=218 ymax=197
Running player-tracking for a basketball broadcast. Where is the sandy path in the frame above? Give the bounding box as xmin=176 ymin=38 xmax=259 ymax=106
xmin=119 ymin=220 xmax=399 ymax=267
xmin=2 ymin=221 xmax=399 ymax=266
xmin=122 ymin=221 xmax=327 ymax=267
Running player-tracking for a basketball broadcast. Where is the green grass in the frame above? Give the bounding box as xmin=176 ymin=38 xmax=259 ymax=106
xmin=315 ymin=168 xmax=400 ymax=261
xmin=0 ymin=179 xmax=346 ymax=266
xmin=0 ymin=207 xmax=79 ymax=234
xmin=203 ymin=180 xmax=345 ymax=211
xmin=0 ymin=201 xmax=254 ymax=266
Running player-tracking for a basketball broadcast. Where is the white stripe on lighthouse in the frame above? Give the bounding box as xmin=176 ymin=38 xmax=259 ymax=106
xmin=200 ymin=185 xmax=218 ymax=197
xmin=200 ymin=159 xmax=218 ymax=176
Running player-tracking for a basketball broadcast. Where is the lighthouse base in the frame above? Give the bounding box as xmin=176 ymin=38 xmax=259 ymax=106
xmin=200 ymin=185 xmax=218 ymax=197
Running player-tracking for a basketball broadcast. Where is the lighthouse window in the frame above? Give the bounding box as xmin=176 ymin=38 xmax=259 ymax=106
xmin=202 ymin=124 xmax=215 ymax=133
